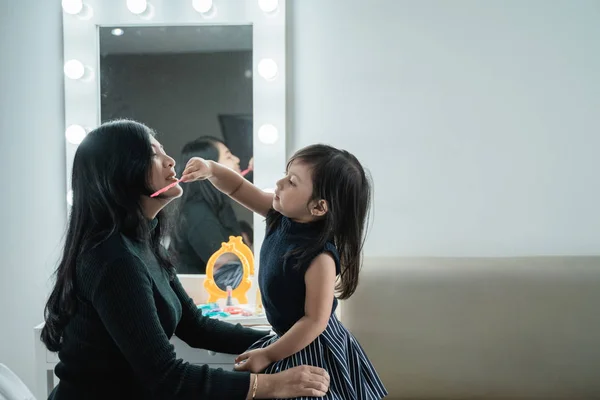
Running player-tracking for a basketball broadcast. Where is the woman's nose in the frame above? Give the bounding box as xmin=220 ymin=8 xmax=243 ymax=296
xmin=165 ymin=155 xmax=175 ymax=167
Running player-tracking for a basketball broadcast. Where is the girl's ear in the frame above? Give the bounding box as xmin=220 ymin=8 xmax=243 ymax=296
xmin=310 ymin=199 xmax=329 ymax=217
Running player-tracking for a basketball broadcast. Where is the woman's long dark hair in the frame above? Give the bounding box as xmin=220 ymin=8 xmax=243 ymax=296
xmin=268 ymin=144 xmax=372 ymax=300
xmin=171 ymin=136 xmax=242 ymax=240
xmin=41 ymin=119 xmax=175 ymax=352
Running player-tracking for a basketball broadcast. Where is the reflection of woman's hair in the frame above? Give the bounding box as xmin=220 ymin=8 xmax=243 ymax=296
xmin=239 ymin=220 xmax=253 ymax=245
xmin=172 ymin=136 xmax=241 ymax=239
xmin=42 ymin=120 xmax=174 ymax=352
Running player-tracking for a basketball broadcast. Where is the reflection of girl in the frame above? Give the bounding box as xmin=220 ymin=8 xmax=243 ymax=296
xmin=171 ymin=137 xmax=251 ymax=274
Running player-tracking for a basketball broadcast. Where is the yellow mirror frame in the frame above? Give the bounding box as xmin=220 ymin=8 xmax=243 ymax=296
xmin=204 ymin=236 xmax=254 ymax=304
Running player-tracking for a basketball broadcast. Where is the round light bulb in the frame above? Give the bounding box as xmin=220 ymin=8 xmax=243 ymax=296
xmin=192 ymin=0 xmax=213 ymax=13
xmin=65 ymin=125 xmax=87 ymax=145
xmin=258 ymin=124 xmax=279 ymax=145
xmin=258 ymin=0 xmax=278 ymax=13
xmin=62 ymin=0 xmax=83 ymax=15
xmin=67 ymin=190 xmax=74 ymax=206
xmin=127 ymin=0 xmax=148 ymax=15
xmin=64 ymin=59 xmax=85 ymax=80
xmin=257 ymin=58 xmax=278 ymax=81
xmin=111 ymin=28 xmax=125 ymax=36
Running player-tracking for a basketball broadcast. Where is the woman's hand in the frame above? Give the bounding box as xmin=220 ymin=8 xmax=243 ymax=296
xmin=180 ymin=157 xmax=212 ymax=183
xmin=255 ymin=366 xmax=330 ymax=399
xmin=235 ymin=348 xmax=273 ymax=373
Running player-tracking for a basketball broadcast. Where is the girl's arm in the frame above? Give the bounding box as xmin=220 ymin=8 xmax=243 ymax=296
xmin=235 ymin=253 xmax=337 ymax=370
xmin=181 ymin=158 xmax=273 ymax=217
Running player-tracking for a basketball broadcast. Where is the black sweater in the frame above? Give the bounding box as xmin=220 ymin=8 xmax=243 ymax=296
xmin=49 ymin=230 xmax=264 ymax=399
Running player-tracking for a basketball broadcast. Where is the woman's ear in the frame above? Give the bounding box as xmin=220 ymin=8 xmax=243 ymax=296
xmin=310 ymin=199 xmax=329 ymax=217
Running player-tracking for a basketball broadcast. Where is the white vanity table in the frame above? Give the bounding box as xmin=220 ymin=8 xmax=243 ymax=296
xmin=33 ymin=314 xmax=270 ymax=400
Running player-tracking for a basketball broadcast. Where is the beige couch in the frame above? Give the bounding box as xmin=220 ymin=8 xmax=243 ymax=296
xmin=339 ymin=257 xmax=600 ymax=399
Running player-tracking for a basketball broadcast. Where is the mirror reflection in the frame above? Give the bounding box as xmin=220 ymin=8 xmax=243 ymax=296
xmin=99 ymin=25 xmax=254 ymax=274
xmin=212 ymin=252 xmax=244 ymax=291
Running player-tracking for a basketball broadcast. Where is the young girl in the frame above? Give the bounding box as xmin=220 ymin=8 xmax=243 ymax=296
xmin=181 ymin=144 xmax=387 ymax=399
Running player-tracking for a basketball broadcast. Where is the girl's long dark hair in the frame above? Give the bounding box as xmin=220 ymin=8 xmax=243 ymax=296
xmin=268 ymin=144 xmax=372 ymax=300
xmin=41 ymin=119 xmax=175 ymax=352
xmin=170 ymin=136 xmax=242 ymax=242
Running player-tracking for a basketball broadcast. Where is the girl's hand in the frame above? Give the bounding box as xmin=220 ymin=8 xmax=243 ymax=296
xmin=180 ymin=157 xmax=212 ymax=182
xmin=234 ymin=348 xmax=273 ymax=373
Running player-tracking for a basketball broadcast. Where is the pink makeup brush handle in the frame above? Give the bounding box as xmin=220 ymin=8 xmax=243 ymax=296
xmin=150 ymin=180 xmax=180 ymax=198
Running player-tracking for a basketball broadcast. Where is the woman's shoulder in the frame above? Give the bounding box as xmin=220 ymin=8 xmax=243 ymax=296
xmin=77 ymin=233 xmax=148 ymax=286
xmin=81 ymin=232 xmax=133 ymax=259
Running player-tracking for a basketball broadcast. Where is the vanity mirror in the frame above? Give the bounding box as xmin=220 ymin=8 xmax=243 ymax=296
xmin=61 ymin=0 xmax=288 ymax=291
xmin=204 ymin=236 xmax=254 ymax=303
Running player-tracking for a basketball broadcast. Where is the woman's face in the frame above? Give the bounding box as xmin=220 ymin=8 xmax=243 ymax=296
xmin=215 ymin=142 xmax=241 ymax=173
xmin=148 ymin=136 xmax=183 ymax=200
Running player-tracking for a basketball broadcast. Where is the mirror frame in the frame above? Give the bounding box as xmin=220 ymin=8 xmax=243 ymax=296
xmin=204 ymin=235 xmax=254 ymax=304
xmin=61 ymin=0 xmax=288 ymax=300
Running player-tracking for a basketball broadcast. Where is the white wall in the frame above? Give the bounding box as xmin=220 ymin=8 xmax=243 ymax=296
xmin=1 ymin=0 xmax=66 ymax=392
xmin=290 ymin=0 xmax=600 ymax=257
xmin=2 ymin=0 xmax=600 ymax=393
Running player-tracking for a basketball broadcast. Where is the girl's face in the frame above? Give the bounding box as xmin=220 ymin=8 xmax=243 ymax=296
xmin=273 ymin=159 xmax=326 ymax=222
xmin=148 ymin=136 xmax=183 ymax=200
xmin=216 ymin=142 xmax=241 ymax=173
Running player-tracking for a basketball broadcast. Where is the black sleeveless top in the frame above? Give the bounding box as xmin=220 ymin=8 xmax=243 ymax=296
xmin=259 ymin=212 xmax=341 ymax=335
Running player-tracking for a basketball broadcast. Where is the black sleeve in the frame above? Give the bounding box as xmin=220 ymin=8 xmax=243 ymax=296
xmin=172 ymin=275 xmax=267 ymax=353
xmin=91 ymin=256 xmax=252 ymax=399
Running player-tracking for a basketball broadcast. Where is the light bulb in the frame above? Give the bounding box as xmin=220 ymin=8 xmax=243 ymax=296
xmin=127 ymin=0 xmax=148 ymax=15
xmin=67 ymin=190 xmax=73 ymax=206
xmin=258 ymin=124 xmax=279 ymax=144
xmin=258 ymin=0 xmax=278 ymax=14
xmin=192 ymin=0 xmax=213 ymax=13
xmin=65 ymin=125 xmax=87 ymax=144
xmin=111 ymin=28 xmax=125 ymax=36
xmin=64 ymin=60 xmax=85 ymax=80
xmin=257 ymin=59 xmax=278 ymax=81
xmin=62 ymin=0 xmax=83 ymax=15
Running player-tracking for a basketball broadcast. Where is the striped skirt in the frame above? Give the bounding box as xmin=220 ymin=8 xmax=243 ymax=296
xmin=246 ymin=315 xmax=388 ymax=400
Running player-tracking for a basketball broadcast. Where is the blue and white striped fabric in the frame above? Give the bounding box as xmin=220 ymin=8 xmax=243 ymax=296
xmin=247 ymin=315 xmax=388 ymax=400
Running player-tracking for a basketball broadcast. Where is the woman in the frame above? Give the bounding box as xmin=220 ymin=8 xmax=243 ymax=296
xmin=170 ymin=136 xmax=251 ymax=274
xmin=41 ymin=120 xmax=329 ymax=399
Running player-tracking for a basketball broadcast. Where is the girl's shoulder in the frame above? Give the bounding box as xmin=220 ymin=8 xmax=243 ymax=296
xmin=321 ymin=242 xmax=341 ymax=275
